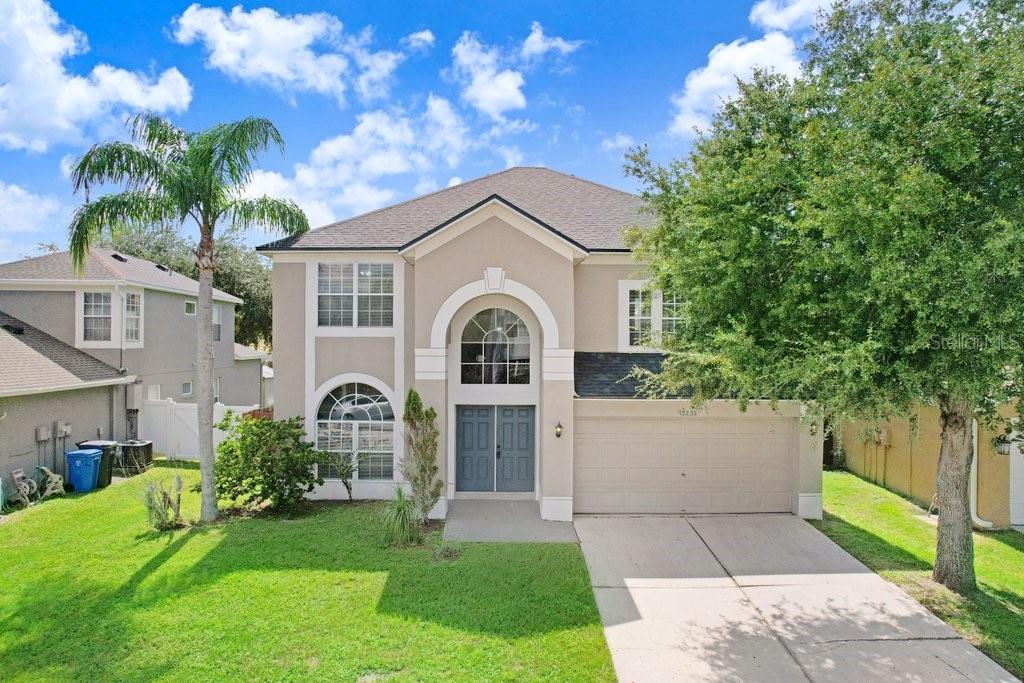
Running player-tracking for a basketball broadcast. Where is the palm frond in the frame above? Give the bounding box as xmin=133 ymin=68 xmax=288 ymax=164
xmin=129 ymin=113 xmax=186 ymax=154
xmin=70 ymin=143 xmax=167 ymax=195
xmin=206 ymin=118 xmax=285 ymax=186
xmin=68 ymin=192 xmax=180 ymax=272
xmin=222 ymin=196 xmax=309 ymax=236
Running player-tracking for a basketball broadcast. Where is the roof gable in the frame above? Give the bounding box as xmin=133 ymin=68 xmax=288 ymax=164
xmin=258 ymin=167 xmax=651 ymax=252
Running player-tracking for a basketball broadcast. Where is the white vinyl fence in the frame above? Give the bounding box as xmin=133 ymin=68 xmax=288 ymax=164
xmin=139 ymin=399 xmax=258 ymax=459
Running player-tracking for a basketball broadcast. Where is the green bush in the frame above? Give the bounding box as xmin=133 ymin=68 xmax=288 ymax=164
xmin=214 ymin=413 xmax=323 ymax=510
xmin=401 ymin=389 xmax=443 ymax=526
xmin=381 ymin=487 xmax=418 ymax=547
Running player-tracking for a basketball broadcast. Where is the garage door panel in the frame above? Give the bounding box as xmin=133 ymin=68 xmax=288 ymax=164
xmin=574 ymin=408 xmax=795 ymax=514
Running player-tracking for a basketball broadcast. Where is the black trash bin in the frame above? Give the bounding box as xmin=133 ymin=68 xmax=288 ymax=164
xmin=77 ymin=440 xmax=119 ymax=487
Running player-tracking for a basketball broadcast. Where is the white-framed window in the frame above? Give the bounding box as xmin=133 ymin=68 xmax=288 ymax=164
xmin=181 ymin=380 xmax=193 ymax=397
xmin=315 ymin=382 xmax=394 ymax=481
xmin=460 ymin=308 xmax=531 ymax=384
xmin=83 ymin=292 xmax=112 ymax=341
xmin=124 ymin=292 xmax=142 ymax=342
xmin=317 ymin=263 xmax=394 ymax=328
xmin=184 ymin=300 xmax=196 ymax=316
xmin=618 ymin=280 xmax=684 ymax=351
xmin=214 ymin=377 xmax=221 ymax=403
xmin=212 ymin=305 xmax=222 ymax=342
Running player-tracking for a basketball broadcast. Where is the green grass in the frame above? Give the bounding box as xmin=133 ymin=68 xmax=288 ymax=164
xmin=0 ymin=465 xmax=613 ymax=682
xmin=813 ymin=471 xmax=1024 ymax=678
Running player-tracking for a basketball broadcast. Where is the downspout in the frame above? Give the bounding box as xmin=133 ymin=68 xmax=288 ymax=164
xmin=970 ymin=418 xmax=994 ymax=529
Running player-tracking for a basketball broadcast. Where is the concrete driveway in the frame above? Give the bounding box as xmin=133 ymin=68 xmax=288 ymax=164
xmin=575 ymin=515 xmax=1016 ymax=682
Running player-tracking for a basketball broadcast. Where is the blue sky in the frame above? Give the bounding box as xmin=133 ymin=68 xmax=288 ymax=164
xmin=0 ymin=0 xmax=824 ymax=261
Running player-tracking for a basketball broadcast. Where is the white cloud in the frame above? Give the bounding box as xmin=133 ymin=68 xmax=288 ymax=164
xmin=668 ymin=32 xmax=801 ymax=138
xmin=0 ymin=0 xmax=191 ymax=152
xmin=749 ymin=0 xmax=829 ymax=31
xmin=495 ymin=145 xmax=524 ymax=168
xmin=172 ymin=4 xmax=407 ymax=105
xmin=245 ymin=96 xmax=471 ymax=225
xmin=446 ymin=176 xmax=463 ymax=187
xmin=0 ymin=180 xmax=69 ymax=263
xmin=520 ymin=21 xmax=583 ymax=62
xmin=451 ymin=31 xmax=527 ymax=120
xmin=600 ymin=133 xmax=635 ymax=152
xmin=402 ymin=29 xmax=435 ymax=51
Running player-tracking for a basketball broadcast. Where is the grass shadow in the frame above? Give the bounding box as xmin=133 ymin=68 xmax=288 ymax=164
xmin=812 ymin=510 xmax=932 ymax=572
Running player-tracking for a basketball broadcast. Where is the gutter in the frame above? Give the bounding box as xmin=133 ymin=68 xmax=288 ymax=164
xmin=971 ymin=418 xmax=995 ymax=529
xmin=0 ymin=374 xmax=138 ymax=399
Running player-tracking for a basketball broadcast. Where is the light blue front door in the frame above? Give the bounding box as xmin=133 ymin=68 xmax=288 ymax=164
xmin=455 ymin=405 xmax=535 ymax=492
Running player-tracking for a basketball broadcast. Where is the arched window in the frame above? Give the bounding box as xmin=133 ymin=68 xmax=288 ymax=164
xmin=315 ymin=382 xmax=394 ymax=481
xmin=461 ymin=308 xmax=530 ymax=384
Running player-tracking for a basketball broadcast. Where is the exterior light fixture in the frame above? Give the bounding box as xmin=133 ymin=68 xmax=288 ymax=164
xmin=554 ymin=422 xmax=563 ymax=438
xmin=996 ymin=438 xmax=1011 ymax=456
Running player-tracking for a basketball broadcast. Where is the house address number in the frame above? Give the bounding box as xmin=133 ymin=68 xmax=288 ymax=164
xmin=678 ymin=408 xmax=707 ymax=417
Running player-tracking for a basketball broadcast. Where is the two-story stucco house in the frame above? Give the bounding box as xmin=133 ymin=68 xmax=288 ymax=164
xmin=260 ymin=167 xmax=823 ymax=522
xmin=0 ymin=248 xmax=266 ymax=441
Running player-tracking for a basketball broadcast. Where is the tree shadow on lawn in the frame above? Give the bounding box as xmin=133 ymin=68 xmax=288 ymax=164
xmin=814 ymin=511 xmax=932 ymax=572
xmin=2 ymin=502 xmax=601 ymax=682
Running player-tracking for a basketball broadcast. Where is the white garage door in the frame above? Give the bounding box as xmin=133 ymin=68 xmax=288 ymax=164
xmin=574 ymin=409 xmax=795 ymax=514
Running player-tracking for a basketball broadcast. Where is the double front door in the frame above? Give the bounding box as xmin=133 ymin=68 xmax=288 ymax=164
xmin=456 ymin=405 xmax=535 ymax=492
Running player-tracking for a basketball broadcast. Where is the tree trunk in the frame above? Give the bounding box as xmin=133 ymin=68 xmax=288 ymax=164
xmin=933 ymin=396 xmax=976 ymax=593
xmin=196 ymin=230 xmax=218 ymax=522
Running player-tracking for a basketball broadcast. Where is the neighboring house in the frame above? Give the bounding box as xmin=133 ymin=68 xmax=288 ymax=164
xmin=0 ymin=248 xmax=266 ymax=443
xmin=841 ymin=405 xmax=1024 ymax=528
xmin=259 ymin=167 xmax=823 ymax=521
xmin=0 ymin=310 xmax=136 ymax=486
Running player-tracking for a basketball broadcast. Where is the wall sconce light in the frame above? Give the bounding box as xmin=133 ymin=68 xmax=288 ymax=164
xmin=996 ymin=438 xmax=1011 ymax=456
xmin=554 ymin=422 xmax=563 ymax=439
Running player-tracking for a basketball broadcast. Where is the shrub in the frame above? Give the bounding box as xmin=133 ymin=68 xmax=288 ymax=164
xmin=214 ymin=413 xmax=323 ymax=510
xmin=325 ymin=450 xmax=354 ymax=501
xmin=382 ymin=487 xmax=418 ymax=547
xmin=401 ymin=389 xmax=443 ymax=526
xmin=143 ymin=475 xmax=184 ymax=530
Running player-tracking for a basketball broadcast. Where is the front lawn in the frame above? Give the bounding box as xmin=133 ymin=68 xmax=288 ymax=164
xmin=0 ymin=464 xmax=613 ymax=682
xmin=813 ymin=471 xmax=1024 ymax=678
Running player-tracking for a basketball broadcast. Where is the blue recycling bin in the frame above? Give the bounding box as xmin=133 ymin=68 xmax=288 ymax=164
xmin=65 ymin=449 xmax=103 ymax=492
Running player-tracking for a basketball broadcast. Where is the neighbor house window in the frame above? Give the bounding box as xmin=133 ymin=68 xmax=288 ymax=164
xmin=83 ymin=292 xmax=112 ymax=341
xmin=124 ymin=292 xmax=141 ymax=342
xmin=181 ymin=380 xmax=193 ymax=397
xmin=317 ymin=263 xmax=393 ymax=327
xmin=315 ymin=382 xmax=394 ymax=480
xmin=214 ymin=377 xmax=221 ymax=403
xmin=461 ymin=308 xmax=531 ymax=384
xmin=184 ymin=300 xmax=196 ymax=316
xmin=212 ymin=305 xmax=222 ymax=342
xmin=628 ymin=289 xmax=652 ymax=347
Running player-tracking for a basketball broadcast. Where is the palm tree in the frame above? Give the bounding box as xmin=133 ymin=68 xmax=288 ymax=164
xmin=69 ymin=114 xmax=308 ymax=522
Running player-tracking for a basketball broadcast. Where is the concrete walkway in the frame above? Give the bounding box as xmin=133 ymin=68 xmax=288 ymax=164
xmin=575 ymin=515 xmax=1016 ymax=682
xmin=442 ymin=499 xmax=578 ymax=542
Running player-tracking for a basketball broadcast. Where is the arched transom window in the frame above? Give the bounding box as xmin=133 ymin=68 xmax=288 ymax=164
xmin=315 ymin=382 xmax=394 ymax=481
xmin=461 ymin=308 xmax=531 ymax=384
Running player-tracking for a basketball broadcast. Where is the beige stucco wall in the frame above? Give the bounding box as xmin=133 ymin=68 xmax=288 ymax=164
xmin=271 ymin=261 xmax=305 ymax=419
xmin=574 ymin=262 xmax=645 ymax=351
xmin=413 ymin=215 xmax=575 ymax=349
xmin=315 ymin=337 xmax=395 ymax=390
xmin=841 ymin=403 xmax=1011 ymax=528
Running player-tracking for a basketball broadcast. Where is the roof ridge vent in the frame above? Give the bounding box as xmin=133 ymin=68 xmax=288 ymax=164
xmin=155 ymin=263 xmax=170 ymax=272
xmin=111 ymin=253 xmax=128 ymax=262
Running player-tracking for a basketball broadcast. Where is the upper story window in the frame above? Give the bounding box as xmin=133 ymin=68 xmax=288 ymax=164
xmin=212 ymin=304 xmax=222 ymax=342
xmin=619 ymin=280 xmax=685 ymax=351
xmin=461 ymin=308 xmax=531 ymax=384
xmin=317 ymin=263 xmax=393 ymax=327
xmin=83 ymin=292 xmax=112 ymax=341
xmin=124 ymin=292 xmax=142 ymax=342
xmin=184 ymin=300 xmax=196 ymax=316
xmin=315 ymin=382 xmax=395 ymax=481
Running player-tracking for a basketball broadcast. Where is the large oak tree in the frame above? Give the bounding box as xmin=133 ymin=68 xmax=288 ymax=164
xmin=628 ymin=0 xmax=1024 ymax=592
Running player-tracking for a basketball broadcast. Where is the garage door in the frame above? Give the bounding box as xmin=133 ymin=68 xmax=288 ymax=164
xmin=573 ymin=410 xmax=795 ymax=514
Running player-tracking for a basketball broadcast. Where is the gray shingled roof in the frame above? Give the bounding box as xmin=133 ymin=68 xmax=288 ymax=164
xmin=0 ymin=248 xmax=241 ymax=303
xmin=258 ymin=167 xmax=653 ymax=252
xmin=574 ymin=352 xmax=692 ymax=398
xmin=233 ymin=343 xmax=268 ymax=361
xmin=0 ymin=310 xmax=132 ymax=397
